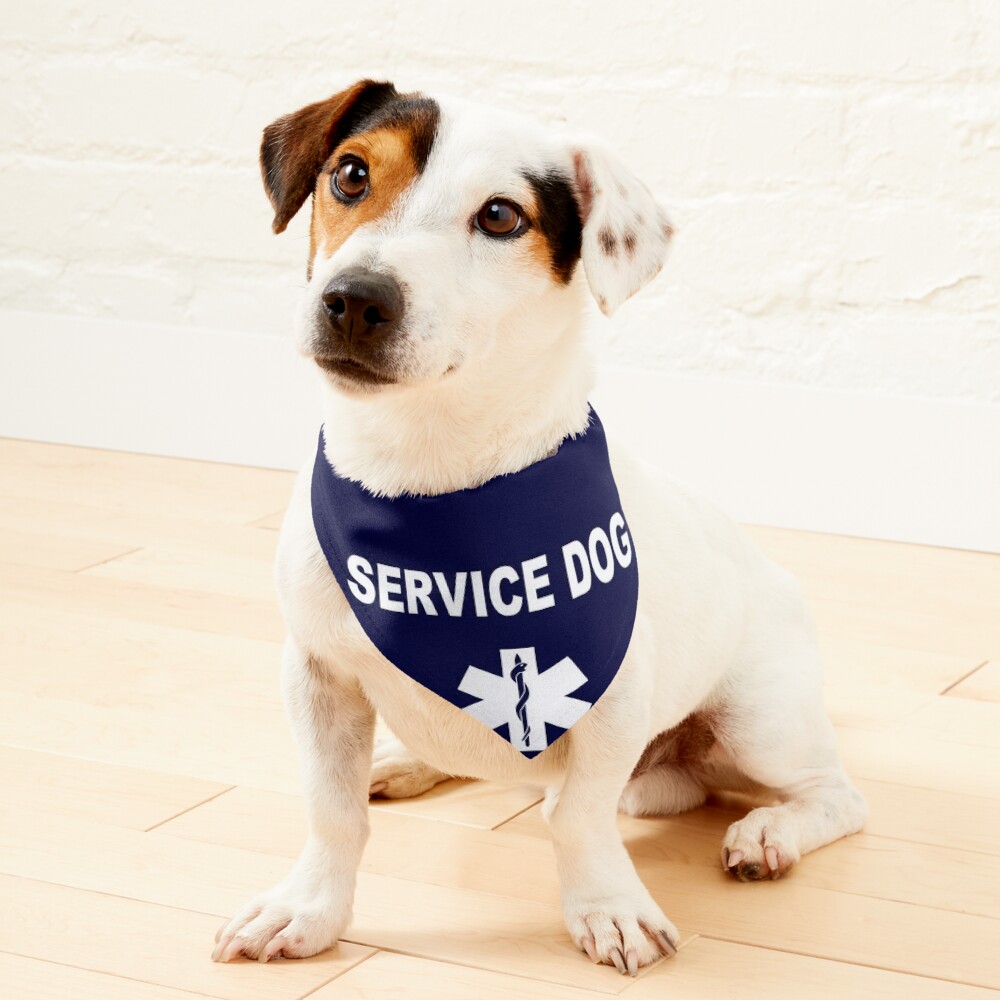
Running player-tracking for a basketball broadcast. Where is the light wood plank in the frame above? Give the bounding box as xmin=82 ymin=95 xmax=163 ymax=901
xmin=0 ymin=690 xmax=297 ymax=796
xmin=251 ymin=510 xmax=285 ymax=531
xmin=0 ymin=438 xmax=295 ymax=525
xmin=0 ymin=492 xmax=253 ymax=552
xmin=817 ymin=640 xmax=981 ymax=730
xmin=898 ymin=695 xmax=1000 ymax=750
xmin=163 ymin=783 xmax=541 ymax=850
xmin=0 ymin=602 xmax=297 ymax=790
xmin=767 ymin=831 xmax=1000 ymax=919
xmin=0 ymin=526 xmax=136 ymax=572
xmin=810 ymin=597 xmax=1000 ymax=662
xmin=0 ymin=809 xmax=292 ymax=917
xmin=623 ymin=937 xmax=998 ymax=1000
xmin=311 ymin=950 xmax=626 ymax=999
xmin=855 ymin=778 xmax=1000 ymax=855
xmin=0 ymin=563 xmax=284 ymax=642
xmin=819 ymin=637 xmax=981 ymax=699
xmin=745 ymin=525 xmax=1000 ymax=607
xmin=0 ymin=875 xmax=372 ymax=1000
xmin=744 ymin=526 xmax=1000 ymax=660
xmin=0 ymin=603 xmax=282 ymax=703
xmin=821 ymin=682 xmax=936 ymax=731
xmin=84 ymin=525 xmax=279 ymax=602
xmin=159 ymin=784 xmax=544 ymax=865
xmin=368 ymin=775 xmax=541 ymax=829
xmin=0 ymin=746 xmax=230 ymax=832
xmin=0 ymin=953 xmax=210 ymax=1000
xmin=947 ymin=661 xmax=1000 ymax=702
xmin=835 ymin=727 xmax=1000 ymax=798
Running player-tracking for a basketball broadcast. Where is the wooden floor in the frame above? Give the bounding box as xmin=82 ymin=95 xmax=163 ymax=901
xmin=1 ymin=437 xmax=999 ymax=999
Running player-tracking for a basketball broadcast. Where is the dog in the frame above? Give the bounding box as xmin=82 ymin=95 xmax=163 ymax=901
xmin=212 ymin=79 xmax=867 ymax=975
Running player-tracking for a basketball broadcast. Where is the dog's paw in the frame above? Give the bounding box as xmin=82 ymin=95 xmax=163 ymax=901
xmin=369 ymin=738 xmax=449 ymax=799
xmin=211 ymin=881 xmax=350 ymax=963
xmin=563 ymin=892 xmax=679 ymax=976
xmin=722 ymin=806 xmax=801 ymax=881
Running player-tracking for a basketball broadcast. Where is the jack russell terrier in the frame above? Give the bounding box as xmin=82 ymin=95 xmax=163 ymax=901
xmin=212 ymin=79 xmax=867 ymax=975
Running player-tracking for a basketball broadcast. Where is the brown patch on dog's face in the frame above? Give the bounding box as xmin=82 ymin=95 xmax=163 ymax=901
xmin=598 ymin=226 xmax=617 ymax=255
xmin=260 ymin=80 xmax=399 ymax=234
xmin=521 ymin=169 xmax=584 ymax=284
xmin=310 ymin=125 xmax=424 ymax=263
xmin=260 ymin=81 xmax=439 ymax=270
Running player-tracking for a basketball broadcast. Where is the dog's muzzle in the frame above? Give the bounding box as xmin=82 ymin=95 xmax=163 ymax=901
xmin=314 ymin=268 xmax=404 ymax=384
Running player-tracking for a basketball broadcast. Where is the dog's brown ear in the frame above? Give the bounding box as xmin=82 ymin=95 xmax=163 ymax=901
xmin=260 ymin=79 xmax=397 ymax=234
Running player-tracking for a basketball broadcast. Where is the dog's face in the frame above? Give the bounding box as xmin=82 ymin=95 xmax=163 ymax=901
xmin=261 ymin=80 xmax=673 ymax=395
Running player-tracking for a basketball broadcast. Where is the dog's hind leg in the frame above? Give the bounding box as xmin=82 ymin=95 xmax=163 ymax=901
xmin=619 ymin=764 xmax=706 ymax=817
xmin=368 ymin=735 xmax=451 ymax=799
xmin=617 ymin=713 xmax=713 ymax=817
xmin=715 ymin=646 xmax=867 ymax=881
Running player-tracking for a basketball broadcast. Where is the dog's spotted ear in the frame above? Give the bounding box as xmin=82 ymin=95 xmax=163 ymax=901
xmin=570 ymin=139 xmax=674 ymax=316
xmin=260 ymin=80 xmax=398 ymax=234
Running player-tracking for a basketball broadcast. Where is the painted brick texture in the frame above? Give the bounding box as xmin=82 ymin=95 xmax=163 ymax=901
xmin=3 ymin=0 xmax=998 ymax=400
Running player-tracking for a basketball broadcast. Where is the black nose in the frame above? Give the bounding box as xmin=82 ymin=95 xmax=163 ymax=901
xmin=321 ymin=269 xmax=403 ymax=349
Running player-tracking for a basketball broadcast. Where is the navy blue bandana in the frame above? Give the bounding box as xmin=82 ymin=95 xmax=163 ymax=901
xmin=311 ymin=409 xmax=638 ymax=758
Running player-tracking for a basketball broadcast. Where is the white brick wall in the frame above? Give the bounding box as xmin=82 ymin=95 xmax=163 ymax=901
xmin=3 ymin=0 xmax=999 ymax=405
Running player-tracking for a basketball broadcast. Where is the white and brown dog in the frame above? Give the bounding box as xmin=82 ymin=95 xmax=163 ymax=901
xmin=212 ymin=79 xmax=867 ymax=975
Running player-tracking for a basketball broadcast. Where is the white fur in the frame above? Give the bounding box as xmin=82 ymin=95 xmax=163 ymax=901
xmin=571 ymin=138 xmax=674 ymax=316
xmin=214 ymin=91 xmax=866 ymax=974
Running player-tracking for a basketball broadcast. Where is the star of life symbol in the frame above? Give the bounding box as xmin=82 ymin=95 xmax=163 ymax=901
xmin=458 ymin=647 xmax=591 ymax=752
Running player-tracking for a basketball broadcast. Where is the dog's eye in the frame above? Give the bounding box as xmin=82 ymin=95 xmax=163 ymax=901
xmin=475 ymin=199 xmax=523 ymax=237
xmin=333 ymin=158 xmax=369 ymax=201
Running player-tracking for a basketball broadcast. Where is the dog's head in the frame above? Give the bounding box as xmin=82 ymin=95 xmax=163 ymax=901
xmin=261 ymin=79 xmax=673 ymax=394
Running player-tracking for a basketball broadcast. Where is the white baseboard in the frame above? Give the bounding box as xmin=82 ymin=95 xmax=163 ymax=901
xmin=2 ymin=308 xmax=998 ymax=553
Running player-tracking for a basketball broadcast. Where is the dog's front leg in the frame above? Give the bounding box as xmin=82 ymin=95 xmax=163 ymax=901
xmin=545 ymin=679 xmax=679 ymax=976
xmin=212 ymin=637 xmax=373 ymax=963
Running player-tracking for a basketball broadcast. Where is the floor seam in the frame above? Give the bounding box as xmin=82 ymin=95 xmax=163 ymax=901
xmin=72 ymin=546 xmax=144 ymax=573
xmin=144 ymin=785 xmax=238 ymax=833
xmin=333 ymin=941 xmax=628 ymax=995
xmin=246 ymin=509 xmax=284 ymax=530
xmin=694 ymin=933 xmax=997 ymax=990
xmin=296 ymin=948 xmax=380 ymax=999
xmin=0 ymin=949 xmax=216 ymax=997
xmin=939 ymin=659 xmax=990 ymax=696
xmin=489 ymin=795 xmax=546 ymax=831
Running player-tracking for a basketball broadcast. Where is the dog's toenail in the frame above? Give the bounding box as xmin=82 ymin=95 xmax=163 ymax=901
xmin=657 ymin=930 xmax=677 ymax=956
